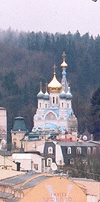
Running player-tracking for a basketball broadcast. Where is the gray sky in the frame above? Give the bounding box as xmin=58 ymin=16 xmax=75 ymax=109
xmin=0 ymin=0 xmax=100 ymax=36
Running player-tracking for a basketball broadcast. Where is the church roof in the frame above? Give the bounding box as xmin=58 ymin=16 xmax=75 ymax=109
xmin=59 ymin=90 xmax=67 ymax=98
xmin=37 ymin=90 xmax=44 ymax=98
xmin=48 ymin=64 xmax=62 ymax=91
xmin=61 ymin=60 xmax=68 ymax=68
xmin=48 ymin=74 xmax=62 ymax=89
xmin=44 ymin=91 xmax=49 ymax=99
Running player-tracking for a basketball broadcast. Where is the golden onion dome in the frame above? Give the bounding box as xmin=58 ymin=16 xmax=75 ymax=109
xmin=48 ymin=65 xmax=62 ymax=92
xmin=61 ymin=60 xmax=68 ymax=68
xmin=48 ymin=74 xmax=62 ymax=89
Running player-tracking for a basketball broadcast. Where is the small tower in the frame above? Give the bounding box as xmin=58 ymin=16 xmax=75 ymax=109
xmin=11 ymin=116 xmax=27 ymax=150
xmin=61 ymin=52 xmax=68 ymax=93
xmin=37 ymin=82 xmax=44 ymax=110
xmin=44 ymin=83 xmax=49 ymax=109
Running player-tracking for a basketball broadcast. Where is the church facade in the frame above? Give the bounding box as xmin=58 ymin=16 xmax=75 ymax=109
xmin=33 ymin=52 xmax=77 ymax=133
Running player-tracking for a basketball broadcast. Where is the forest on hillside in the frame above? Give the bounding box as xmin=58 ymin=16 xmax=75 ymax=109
xmin=0 ymin=28 xmax=100 ymax=140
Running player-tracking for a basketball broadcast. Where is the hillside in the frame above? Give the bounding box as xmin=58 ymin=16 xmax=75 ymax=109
xmin=0 ymin=29 xmax=100 ymax=137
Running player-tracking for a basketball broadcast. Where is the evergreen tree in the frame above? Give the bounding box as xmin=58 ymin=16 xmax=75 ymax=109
xmin=89 ymin=88 xmax=100 ymax=140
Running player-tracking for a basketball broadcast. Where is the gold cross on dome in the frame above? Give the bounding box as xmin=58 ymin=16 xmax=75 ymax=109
xmin=62 ymin=51 xmax=66 ymax=61
xmin=53 ymin=64 xmax=57 ymax=74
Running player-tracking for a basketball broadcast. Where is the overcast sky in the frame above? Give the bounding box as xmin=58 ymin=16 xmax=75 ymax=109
xmin=0 ymin=0 xmax=100 ymax=36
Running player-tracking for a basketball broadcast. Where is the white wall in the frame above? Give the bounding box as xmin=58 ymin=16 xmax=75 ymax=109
xmin=12 ymin=153 xmax=45 ymax=173
xmin=55 ymin=144 xmax=64 ymax=166
xmin=0 ymin=108 xmax=7 ymax=135
xmin=87 ymin=195 xmax=97 ymax=202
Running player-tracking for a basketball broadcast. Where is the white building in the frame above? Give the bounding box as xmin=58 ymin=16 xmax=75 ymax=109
xmin=12 ymin=153 xmax=45 ymax=173
xmin=33 ymin=52 xmax=77 ymax=133
xmin=0 ymin=107 xmax=7 ymax=149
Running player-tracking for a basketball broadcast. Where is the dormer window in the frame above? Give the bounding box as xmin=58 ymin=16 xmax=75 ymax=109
xmin=76 ymin=147 xmax=82 ymax=154
xmin=92 ymin=147 xmax=96 ymax=154
xmin=48 ymin=147 xmax=53 ymax=154
xmin=87 ymin=147 xmax=91 ymax=154
xmin=67 ymin=147 xmax=71 ymax=154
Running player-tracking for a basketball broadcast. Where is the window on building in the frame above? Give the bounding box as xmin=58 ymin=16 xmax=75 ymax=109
xmin=87 ymin=147 xmax=91 ymax=155
xmin=45 ymin=104 xmax=47 ymax=108
xmin=47 ymin=158 xmax=52 ymax=167
xmin=53 ymin=97 xmax=55 ymax=104
xmin=59 ymin=160 xmax=62 ymax=165
xmin=67 ymin=147 xmax=71 ymax=154
xmin=76 ymin=147 xmax=82 ymax=154
xmin=67 ymin=104 xmax=69 ymax=108
xmin=20 ymin=192 xmax=24 ymax=199
xmin=92 ymin=147 xmax=96 ymax=154
xmin=62 ymin=103 xmax=64 ymax=108
xmin=21 ymin=142 xmax=23 ymax=149
xmin=34 ymin=164 xmax=38 ymax=170
xmin=56 ymin=97 xmax=58 ymax=104
xmin=48 ymin=147 xmax=53 ymax=154
xmin=39 ymin=103 xmax=41 ymax=108
xmin=70 ymin=158 xmax=74 ymax=165
xmin=18 ymin=192 xmax=21 ymax=198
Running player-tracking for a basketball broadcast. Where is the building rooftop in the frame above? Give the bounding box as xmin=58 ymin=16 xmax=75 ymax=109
xmin=57 ymin=141 xmax=99 ymax=147
xmin=0 ymin=169 xmax=24 ymax=180
xmin=12 ymin=116 xmax=27 ymax=132
xmin=0 ymin=173 xmax=93 ymax=202
xmin=0 ymin=172 xmax=36 ymax=186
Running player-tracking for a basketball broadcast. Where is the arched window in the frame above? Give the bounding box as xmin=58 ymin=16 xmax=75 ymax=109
xmin=92 ymin=147 xmax=96 ymax=154
xmin=56 ymin=97 xmax=58 ymax=104
xmin=48 ymin=147 xmax=53 ymax=154
xmin=47 ymin=158 xmax=52 ymax=167
xmin=70 ymin=158 xmax=74 ymax=165
xmin=76 ymin=147 xmax=82 ymax=154
xmin=67 ymin=147 xmax=71 ymax=154
xmin=53 ymin=97 xmax=55 ymax=104
xmin=20 ymin=192 xmax=24 ymax=198
xmin=87 ymin=147 xmax=91 ymax=154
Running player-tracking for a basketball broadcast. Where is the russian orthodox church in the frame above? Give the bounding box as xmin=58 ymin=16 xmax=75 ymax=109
xmin=33 ymin=52 xmax=78 ymax=133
